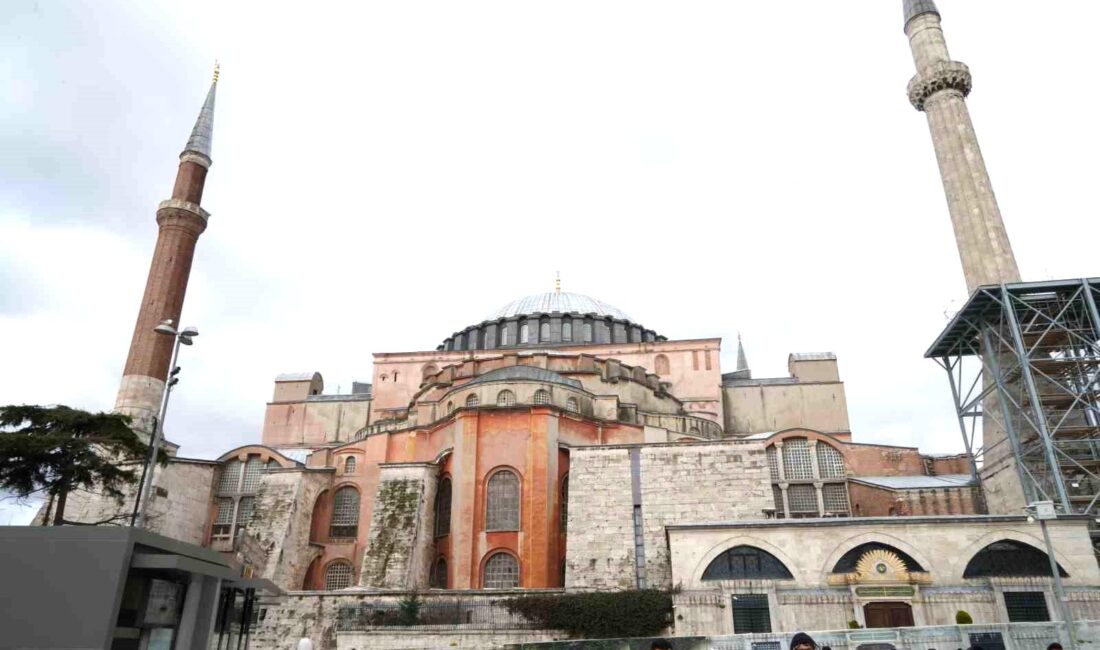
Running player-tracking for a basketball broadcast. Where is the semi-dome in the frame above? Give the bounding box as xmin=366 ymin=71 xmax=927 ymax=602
xmin=488 ymin=292 xmax=631 ymax=321
xmin=467 ymin=365 xmax=583 ymax=389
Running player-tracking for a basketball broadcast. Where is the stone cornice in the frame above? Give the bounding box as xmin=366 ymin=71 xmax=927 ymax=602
xmin=179 ymin=150 xmax=212 ymax=169
xmin=157 ymin=198 xmax=211 ymax=223
xmin=908 ymin=60 xmax=972 ymax=111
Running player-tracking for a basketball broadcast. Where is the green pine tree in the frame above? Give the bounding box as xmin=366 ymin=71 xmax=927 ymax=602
xmin=0 ymin=405 xmax=159 ymax=525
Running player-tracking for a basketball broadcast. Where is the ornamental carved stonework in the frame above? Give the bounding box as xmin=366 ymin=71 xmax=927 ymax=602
xmin=907 ymin=60 xmax=972 ymax=111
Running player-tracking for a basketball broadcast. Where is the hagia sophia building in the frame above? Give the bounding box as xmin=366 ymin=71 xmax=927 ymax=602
xmin=49 ymin=1 xmax=1100 ymax=646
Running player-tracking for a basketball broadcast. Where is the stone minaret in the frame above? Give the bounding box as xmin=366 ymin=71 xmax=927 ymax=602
xmin=114 ymin=68 xmax=218 ymax=438
xmin=903 ymin=0 xmax=1020 ymax=293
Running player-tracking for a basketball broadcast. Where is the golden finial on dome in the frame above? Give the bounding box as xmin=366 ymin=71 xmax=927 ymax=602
xmin=555 ymin=271 xmax=561 ymax=294
xmin=212 ymin=61 xmax=220 ymax=84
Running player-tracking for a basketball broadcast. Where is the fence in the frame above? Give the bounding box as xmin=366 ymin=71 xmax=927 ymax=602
xmin=708 ymin=621 xmax=1088 ymax=650
xmin=336 ymin=596 xmax=541 ymax=631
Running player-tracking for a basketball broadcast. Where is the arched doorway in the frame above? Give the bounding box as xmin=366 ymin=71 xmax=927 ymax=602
xmin=863 ymin=601 xmax=914 ymax=628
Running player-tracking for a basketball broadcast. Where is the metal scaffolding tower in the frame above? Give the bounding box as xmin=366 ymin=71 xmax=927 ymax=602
xmin=926 ymin=279 xmax=1100 ymax=517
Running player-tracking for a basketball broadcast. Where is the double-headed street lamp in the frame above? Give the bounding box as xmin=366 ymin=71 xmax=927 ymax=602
xmin=131 ymin=319 xmax=198 ymax=528
xmin=1024 ymin=500 xmax=1076 ymax=650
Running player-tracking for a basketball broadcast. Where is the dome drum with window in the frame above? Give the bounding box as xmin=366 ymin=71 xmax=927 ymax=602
xmin=438 ymin=292 xmax=666 ymax=352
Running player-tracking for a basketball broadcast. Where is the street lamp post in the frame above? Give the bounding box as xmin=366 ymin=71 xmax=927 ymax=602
xmin=131 ymin=320 xmax=198 ymax=529
xmin=1025 ymin=500 xmax=1076 ymax=650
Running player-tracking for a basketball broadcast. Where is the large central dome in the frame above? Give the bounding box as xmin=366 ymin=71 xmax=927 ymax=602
xmin=487 ymin=292 xmax=631 ymax=321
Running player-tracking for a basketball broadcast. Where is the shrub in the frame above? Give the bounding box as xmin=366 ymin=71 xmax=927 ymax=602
xmin=397 ymin=592 xmax=422 ymax=626
xmin=505 ymin=590 xmax=673 ymax=638
xmin=848 ymin=620 xmax=861 ymax=629
xmin=955 ymin=610 xmax=973 ymax=625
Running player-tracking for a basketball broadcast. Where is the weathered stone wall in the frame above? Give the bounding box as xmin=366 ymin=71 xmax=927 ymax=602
xmin=566 ymin=441 xmax=771 ymax=591
xmin=38 ymin=458 xmax=215 ymax=545
xmin=248 ymin=468 xmax=330 ymax=591
xmin=359 ymin=463 xmax=437 ymax=589
xmin=336 ymin=629 xmax=560 ymax=649
xmin=565 ymin=447 xmax=636 ymax=590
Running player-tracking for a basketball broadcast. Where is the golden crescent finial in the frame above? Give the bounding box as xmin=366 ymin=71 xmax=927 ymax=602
xmin=555 ymin=271 xmax=561 ymax=295
xmin=213 ymin=61 xmax=220 ymax=83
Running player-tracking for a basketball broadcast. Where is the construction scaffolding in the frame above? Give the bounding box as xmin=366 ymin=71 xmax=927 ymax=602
xmin=926 ymin=278 xmax=1100 ymax=519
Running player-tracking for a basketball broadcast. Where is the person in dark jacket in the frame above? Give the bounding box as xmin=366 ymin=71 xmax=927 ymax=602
xmin=790 ymin=632 xmax=817 ymax=650
xmin=650 ymin=640 xmax=673 ymax=650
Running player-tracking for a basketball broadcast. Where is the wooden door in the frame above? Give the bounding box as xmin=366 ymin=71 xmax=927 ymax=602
xmin=863 ymin=601 xmax=914 ymax=628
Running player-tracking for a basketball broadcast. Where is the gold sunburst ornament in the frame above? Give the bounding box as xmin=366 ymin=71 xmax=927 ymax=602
xmin=855 ymin=549 xmax=908 ymax=582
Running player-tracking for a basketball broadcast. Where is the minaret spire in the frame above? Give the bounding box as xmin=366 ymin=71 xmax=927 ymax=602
xmin=114 ymin=68 xmax=218 ymax=439
xmin=736 ymin=332 xmax=749 ymax=374
xmin=903 ymin=1 xmax=1020 ymax=293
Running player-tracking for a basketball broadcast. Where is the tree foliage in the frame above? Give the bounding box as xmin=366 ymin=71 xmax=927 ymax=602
xmin=0 ymin=404 xmax=159 ymax=524
xmin=955 ymin=609 xmax=973 ymax=624
xmin=505 ymin=590 xmax=672 ymax=638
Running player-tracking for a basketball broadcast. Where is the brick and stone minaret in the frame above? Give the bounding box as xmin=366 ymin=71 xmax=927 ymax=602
xmin=903 ymin=0 xmax=1020 ymax=293
xmin=114 ymin=69 xmax=217 ymax=438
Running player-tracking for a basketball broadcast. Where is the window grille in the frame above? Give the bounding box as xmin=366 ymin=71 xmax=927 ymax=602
xmin=500 ymin=327 xmax=510 ymax=346
xmin=781 ymin=438 xmax=814 ymax=480
xmin=496 ymin=390 xmax=516 ymax=407
xmin=766 ymin=446 xmax=780 ymax=481
xmin=267 ymin=459 xmax=281 ymax=471
xmin=325 ymin=562 xmax=353 ymax=590
xmin=483 ymin=552 xmax=519 ymax=589
xmin=787 ymin=484 xmax=818 ymax=517
xmin=344 ymin=456 xmax=356 ymax=475
xmin=539 ymin=322 xmax=550 ymax=342
xmin=771 ymin=486 xmax=785 ymax=518
xmin=964 ymin=540 xmax=1068 ymax=578
xmin=235 ymin=496 xmax=255 ymax=540
xmin=562 ymin=322 xmax=572 ymax=341
xmin=817 ymin=444 xmax=846 ymax=478
xmin=583 ymin=323 xmax=593 ymax=342
xmin=434 ymin=478 xmax=452 ymax=538
xmin=560 ymin=476 xmax=568 ymax=533
xmin=823 ymin=483 xmax=850 ymax=515
xmin=703 ymin=546 xmax=794 ymax=580
xmin=212 ymin=498 xmax=234 ymax=539
xmin=466 ymin=394 xmax=480 ymax=408
xmin=330 ymin=487 xmax=360 ymax=539
xmin=241 ymin=457 xmax=264 ymax=492
xmin=1004 ymin=591 xmax=1050 ymax=622
xmin=217 ymin=460 xmax=242 ymax=494
xmin=486 ymin=470 xmax=520 ymax=531
xmin=519 ymin=324 xmax=529 ymax=344
xmin=732 ymin=594 xmax=772 ymax=633
xmin=566 ymin=397 xmax=579 ymax=413
xmin=533 ymin=390 xmax=551 ymax=405
xmin=430 ymin=557 xmax=448 ymax=589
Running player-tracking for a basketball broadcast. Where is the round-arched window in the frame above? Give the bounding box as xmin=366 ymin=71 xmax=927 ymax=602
xmin=344 ymin=456 xmax=356 ymax=475
xmin=466 ymin=393 xmax=480 ymax=408
xmin=654 ymin=354 xmax=670 ymax=376
xmin=702 ymin=545 xmax=794 ymax=580
xmin=483 ymin=552 xmax=519 ymax=589
xmin=325 ymin=561 xmax=353 ymax=590
xmin=519 ymin=323 xmax=529 ymax=344
xmin=817 ymin=443 xmax=846 ymax=478
xmin=430 ymin=556 xmax=448 ymax=589
xmin=497 ymin=390 xmax=516 ymax=407
xmin=486 ymin=470 xmax=520 ymax=531
xmin=330 ymin=487 xmax=360 ymax=539
xmin=533 ymin=389 xmax=551 ymax=405
xmin=565 ymin=397 xmax=579 ymax=414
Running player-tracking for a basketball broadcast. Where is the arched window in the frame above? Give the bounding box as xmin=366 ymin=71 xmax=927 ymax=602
xmin=466 ymin=393 xmax=480 ymax=408
xmin=500 ymin=327 xmax=510 ymax=346
xmin=963 ymin=540 xmax=1068 ymax=578
xmin=560 ymin=475 xmax=568 ymax=533
xmin=519 ymin=323 xmax=529 ymax=344
xmin=766 ymin=446 xmax=780 ymax=481
xmin=781 ymin=438 xmax=814 ymax=480
xmin=483 ymin=552 xmax=519 ymax=589
xmin=533 ymin=389 xmax=551 ymax=405
xmin=565 ymin=397 xmax=579 ymax=414
xmin=218 ymin=460 xmax=242 ymax=494
xmin=497 ymin=390 xmax=516 ymax=407
xmin=539 ymin=322 xmax=550 ymax=342
xmin=422 ymin=363 xmax=438 ymax=380
xmin=430 ymin=557 xmax=448 ymax=589
xmin=324 ymin=561 xmax=353 ymax=590
xmin=344 ymin=456 xmax=356 ymax=475
xmin=654 ymin=354 xmax=670 ymax=376
xmin=447 ymin=401 xmax=454 ymax=413
xmin=831 ymin=543 xmax=926 ymax=574
xmin=434 ymin=477 xmax=452 ymax=538
xmin=562 ymin=322 xmax=572 ymax=341
xmin=486 ymin=470 xmax=520 ymax=531
xmin=702 ymin=545 xmax=794 ymax=580
xmin=454 ymin=334 xmax=465 ymax=350
xmin=583 ymin=323 xmax=593 ymax=342
xmin=241 ymin=457 xmax=264 ymax=492
xmin=330 ymin=487 xmax=360 ymax=539
xmin=817 ymin=444 xmax=846 ymax=478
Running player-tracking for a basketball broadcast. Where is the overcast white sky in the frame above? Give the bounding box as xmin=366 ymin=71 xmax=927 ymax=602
xmin=2 ymin=1 xmax=1100 ymax=523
